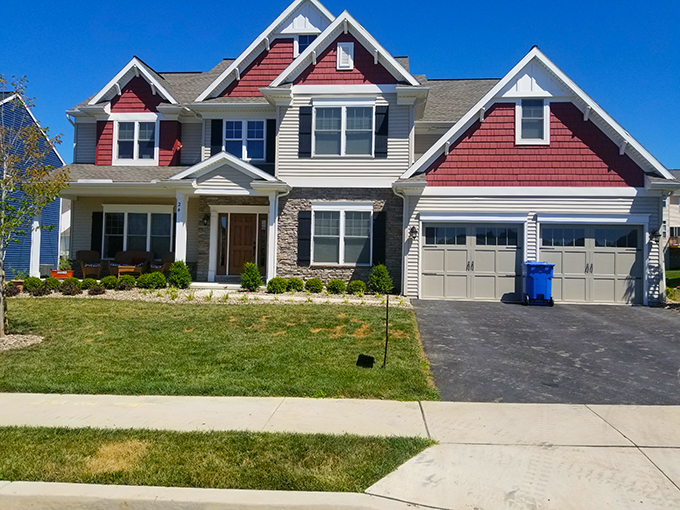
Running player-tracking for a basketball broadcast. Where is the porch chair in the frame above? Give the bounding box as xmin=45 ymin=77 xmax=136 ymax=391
xmin=75 ymin=250 xmax=102 ymax=279
xmin=149 ymin=252 xmax=175 ymax=274
xmin=108 ymin=251 xmax=154 ymax=278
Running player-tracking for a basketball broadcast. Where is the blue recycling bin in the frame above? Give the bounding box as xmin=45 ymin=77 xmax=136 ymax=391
xmin=522 ymin=262 xmax=555 ymax=306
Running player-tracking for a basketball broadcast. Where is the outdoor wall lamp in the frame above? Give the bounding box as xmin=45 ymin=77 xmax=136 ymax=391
xmin=649 ymin=230 xmax=662 ymax=243
xmin=202 ymin=214 xmax=210 ymax=227
xmin=409 ymin=226 xmax=419 ymax=240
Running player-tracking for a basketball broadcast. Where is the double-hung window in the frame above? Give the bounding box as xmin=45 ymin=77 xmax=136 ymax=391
xmin=224 ymin=120 xmax=265 ymax=161
xmin=115 ymin=120 xmax=157 ymax=163
xmin=102 ymin=206 xmax=174 ymax=259
xmin=296 ymin=34 xmax=317 ymax=56
xmin=312 ymin=203 xmax=372 ymax=266
xmin=516 ymin=99 xmax=549 ymax=145
xmin=313 ymin=104 xmax=374 ymax=156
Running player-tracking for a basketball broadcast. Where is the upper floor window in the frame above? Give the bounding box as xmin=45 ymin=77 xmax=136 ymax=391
xmin=224 ymin=120 xmax=265 ymax=161
xmin=115 ymin=121 xmax=157 ymax=163
xmin=296 ymin=35 xmax=317 ymax=56
xmin=314 ymin=106 xmax=373 ymax=156
xmin=516 ymin=99 xmax=549 ymax=145
xmin=336 ymin=42 xmax=354 ymax=70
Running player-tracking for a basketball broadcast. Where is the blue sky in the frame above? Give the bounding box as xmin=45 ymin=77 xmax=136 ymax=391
xmin=2 ymin=0 xmax=678 ymax=168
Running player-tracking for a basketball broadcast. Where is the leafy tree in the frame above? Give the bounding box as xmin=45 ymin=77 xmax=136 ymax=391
xmin=0 ymin=76 xmax=68 ymax=336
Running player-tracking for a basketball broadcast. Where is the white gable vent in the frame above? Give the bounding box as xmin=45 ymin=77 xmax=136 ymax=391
xmin=336 ymin=42 xmax=354 ymax=70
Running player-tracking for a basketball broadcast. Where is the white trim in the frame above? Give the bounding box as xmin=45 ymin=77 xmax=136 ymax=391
xmin=88 ymin=57 xmax=178 ymax=106
xmin=310 ymin=203 xmax=374 ymax=267
xmin=208 ymin=211 xmax=219 ymax=282
xmin=419 ymin=186 xmax=649 ymax=197
xmin=292 ymin=84 xmax=397 ymax=94
xmin=537 ymin=214 xmax=649 ymax=225
xmin=419 ymin=213 xmax=528 ymax=223
xmin=336 ymin=42 xmax=354 ymax=70
xmin=208 ymin=205 xmax=270 ymax=214
xmin=174 ymin=193 xmax=188 ymax=262
xmin=267 ymin=192 xmax=279 ymax=280
xmin=112 ymin=119 xmax=160 ymax=166
xmin=311 ymin=201 xmax=373 ymax=211
xmin=195 ymin=0 xmax=335 ymax=101
xmin=515 ymin=99 xmax=550 ymax=146
xmin=170 ymin=151 xmax=278 ymax=182
xmin=400 ymin=47 xmax=674 ymax=181
xmin=103 ymin=205 xmax=173 ymax=214
xmin=286 ymin=177 xmax=395 ymax=188
xmin=105 ymin=112 xmax=160 ymax=122
xmin=29 ymin=216 xmax=41 ymax=278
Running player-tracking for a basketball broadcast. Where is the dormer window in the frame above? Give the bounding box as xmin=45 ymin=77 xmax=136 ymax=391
xmin=516 ymin=99 xmax=550 ymax=145
xmin=296 ymin=35 xmax=317 ymax=56
xmin=113 ymin=119 xmax=159 ymax=165
xmin=336 ymin=42 xmax=354 ymax=70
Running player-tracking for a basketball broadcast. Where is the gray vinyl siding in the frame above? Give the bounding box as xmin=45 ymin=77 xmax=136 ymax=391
xmin=404 ymin=195 xmax=663 ymax=303
xmin=180 ymin=122 xmax=202 ymax=166
xmin=194 ymin=167 xmax=253 ymax=192
xmin=74 ymin=122 xmax=96 ymax=164
xmin=414 ymin=133 xmax=443 ymax=160
xmin=277 ymin=94 xmax=411 ymax=185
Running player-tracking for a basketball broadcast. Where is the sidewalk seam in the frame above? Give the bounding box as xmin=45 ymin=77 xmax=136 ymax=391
xmin=260 ymin=397 xmax=286 ymax=432
xmin=366 ymin=490 xmax=448 ymax=510
xmin=418 ymin=401 xmax=431 ymax=440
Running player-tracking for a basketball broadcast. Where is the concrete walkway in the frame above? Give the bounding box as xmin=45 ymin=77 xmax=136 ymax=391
xmin=2 ymin=394 xmax=680 ymax=509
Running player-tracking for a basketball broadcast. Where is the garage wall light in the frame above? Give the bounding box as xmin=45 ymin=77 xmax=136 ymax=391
xmin=409 ymin=226 xmax=419 ymax=240
xmin=202 ymin=214 xmax=210 ymax=227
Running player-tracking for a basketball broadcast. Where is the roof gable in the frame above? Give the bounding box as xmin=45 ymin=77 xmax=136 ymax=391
xmin=195 ymin=0 xmax=335 ymax=102
xmin=401 ymin=47 xmax=673 ymax=181
xmin=170 ymin=151 xmax=278 ymax=183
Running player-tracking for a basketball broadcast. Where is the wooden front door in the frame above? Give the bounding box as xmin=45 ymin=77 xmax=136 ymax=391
xmin=228 ymin=214 xmax=257 ymax=275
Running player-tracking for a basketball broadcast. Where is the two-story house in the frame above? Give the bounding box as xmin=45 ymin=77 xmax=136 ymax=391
xmin=62 ymin=0 xmax=678 ymax=305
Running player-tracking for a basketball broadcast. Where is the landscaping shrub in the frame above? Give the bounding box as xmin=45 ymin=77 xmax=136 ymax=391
xmin=305 ymin=278 xmax=323 ymax=294
xmin=22 ymin=277 xmax=42 ymax=292
xmin=266 ymin=277 xmax=287 ymax=294
xmin=327 ymin=279 xmax=346 ymax=294
xmin=117 ymin=275 xmax=136 ymax=291
xmin=3 ymin=284 xmax=21 ymax=298
xmin=347 ymin=280 xmax=366 ymax=295
xmin=137 ymin=272 xmax=167 ymax=290
xmin=60 ymin=277 xmax=81 ymax=290
xmin=29 ymin=286 xmax=51 ymax=297
xmin=60 ymin=282 xmax=83 ymax=296
xmin=41 ymin=277 xmax=61 ymax=291
xmin=88 ymin=286 xmax=106 ymax=296
xmin=240 ymin=262 xmax=263 ymax=292
xmin=100 ymin=276 xmax=119 ymax=290
xmin=168 ymin=261 xmax=192 ymax=289
xmin=80 ymin=278 xmax=98 ymax=290
xmin=287 ymin=277 xmax=304 ymax=292
xmin=368 ymin=264 xmax=394 ymax=294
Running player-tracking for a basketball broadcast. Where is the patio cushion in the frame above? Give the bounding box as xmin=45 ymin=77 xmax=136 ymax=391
xmin=84 ymin=263 xmax=101 ymax=267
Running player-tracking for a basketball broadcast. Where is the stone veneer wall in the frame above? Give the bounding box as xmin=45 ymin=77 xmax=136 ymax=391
xmin=276 ymin=188 xmax=403 ymax=292
xmin=196 ymin=196 xmax=270 ymax=281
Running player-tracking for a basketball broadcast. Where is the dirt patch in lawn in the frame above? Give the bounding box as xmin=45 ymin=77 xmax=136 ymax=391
xmin=0 ymin=334 xmax=43 ymax=353
xmin=87 ymin=440 xmax=149 ymax=474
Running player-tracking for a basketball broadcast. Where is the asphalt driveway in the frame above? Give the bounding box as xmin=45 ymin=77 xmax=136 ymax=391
xmin=413 ymin=301 xmax=680 ymax=404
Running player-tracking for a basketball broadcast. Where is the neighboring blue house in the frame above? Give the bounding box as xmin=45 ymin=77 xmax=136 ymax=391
xmin=1 ymin=92 xmax=64 ymax=279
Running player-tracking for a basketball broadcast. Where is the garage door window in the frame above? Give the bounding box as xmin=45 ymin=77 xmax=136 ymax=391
xmin=542 ymin=228 xmax=586 ymax=247
xmin=425 ymin=226 xmax=466 ymax=245
xmin=476 ymin=227 xmax=518 ymax=246
xmin=594 ymin=228 xmax=638 ymax=248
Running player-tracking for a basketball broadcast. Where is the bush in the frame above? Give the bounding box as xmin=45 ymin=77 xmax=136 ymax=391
xmin=327 ymin=279 xmax=346 ymax=294
xmin=60 ymin=282 xmax=83 ymax=295
xmin=168 ymin=261 xmax=192 ymax=289
xmin=88 ymin=285 xmax=106 ymax=296
xmin=347 ymin=280 xmax=366 ymax=295
xmin=80 ymin=278 xmax=98 ymax=290
xmin=30 ymin=286 xmax=51 ymax=297
xmin=305 ymin=278 xmax=323 ymax=294
xmin=60 ymin=277 xmax=81 ymax=289
xmin=42 ymin=277 xmax=61 ymax=291
xmin=100 ymin=276 xmax=119 ymax=290
xmin=117 ymin=275 xmax=136 ymax=291
xmin=240 ymin=262 xmax=263 ymax=292
xmin=3 ymin=284 xmax=21 ymax=298
xmin=22 ymin=277 xmax=42 ymax=292
xmin=368 ymin=264 xmax=394 ymax=294
xmin=287 ymin=277 xmax=304 ymax=292
xmin=267 ymin=277 xmax=288 ymax=294
xmin=137 ymin=272 xmax=167 ymax=290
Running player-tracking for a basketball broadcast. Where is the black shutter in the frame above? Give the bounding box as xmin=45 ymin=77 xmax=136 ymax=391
xmin=298 ymin=106 xmax=312 ymax=158
xmin=297 ymin=210 xmax=312 ymax=266
xmin=210 ymin=119 xmax=223 ymax=156
xmin=266 ymin=119 xmax=276 ymax=164
xmin=374 ymin=106 xmax=388 ymax=159
xmin=372 ymin=210 xmax=386 ymax=265
xmin=91 ymin=211 xmax=103 ymax=254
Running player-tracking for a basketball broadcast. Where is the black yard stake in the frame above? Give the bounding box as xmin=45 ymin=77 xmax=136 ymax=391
xmin=382 ymin=294 xmax=389 ymax=368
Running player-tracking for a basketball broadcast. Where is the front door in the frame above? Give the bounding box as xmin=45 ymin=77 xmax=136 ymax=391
xmin=228 ymin=214 xmax=257 ymax=275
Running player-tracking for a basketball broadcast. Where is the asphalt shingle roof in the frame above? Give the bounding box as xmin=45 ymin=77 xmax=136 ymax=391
xmin=418 ymin=79 xmax=500 ymax=123
xmin=64 ymin=164 xmax=188 ymax=183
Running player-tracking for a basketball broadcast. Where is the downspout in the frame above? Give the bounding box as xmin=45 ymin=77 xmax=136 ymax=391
xmin=392 ymin=186 xmax=407 ymax=296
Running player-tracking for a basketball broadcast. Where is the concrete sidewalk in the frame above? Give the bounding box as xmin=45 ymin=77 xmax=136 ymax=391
xmin=2 ymin=394 xmax=680 ymax=509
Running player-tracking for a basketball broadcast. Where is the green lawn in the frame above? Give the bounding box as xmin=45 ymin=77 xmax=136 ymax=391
xmin=0 ymin=427 xmax=432 ymax=492
xmin=1 ymin=299 xmax=438 ymax=400
xmin=667 ymin=269 xmax=680 ymax=289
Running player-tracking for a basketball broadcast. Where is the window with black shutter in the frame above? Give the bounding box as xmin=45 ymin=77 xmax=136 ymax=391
xmin=297 ymin=210 xmax=312 ymax=265
xmin=372 ymin=210 xmax=386 ymax=265
xmin=374 ymin=106 xmax=388 ymax=158
xmin=210 ymin=119 xmax=223 ymax=156
xmin=298 ymin=107 xmax=312 ymax=158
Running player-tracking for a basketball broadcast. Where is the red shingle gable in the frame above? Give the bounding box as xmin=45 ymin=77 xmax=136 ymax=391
xmin=110 ymin=76 xmax=163 ymax=112
xmin=95 ymin=121 xmax=113 ymax=165
xmin=425 ymin=102 xmax=645 ymax=187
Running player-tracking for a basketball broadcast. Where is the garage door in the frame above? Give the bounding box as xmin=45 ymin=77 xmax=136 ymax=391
xmin=540 ymin=225 xmax=643 ymax=304
xmin=421 ymin=224 xmax=523 ymax=301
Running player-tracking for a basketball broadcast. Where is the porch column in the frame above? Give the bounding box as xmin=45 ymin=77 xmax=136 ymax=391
xmin=267 ymin=192 xmax=278 ymax=280
xmin=175 ymin=192 xmax=188 ymax=262
xmin=208 ymin=209 xmax=218 ymax=282
xmin=29 ymin=215 xmax=41 ymax=277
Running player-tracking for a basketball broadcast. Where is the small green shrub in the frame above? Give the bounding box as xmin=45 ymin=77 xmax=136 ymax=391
xmin=116 ymin=275 xmax=136 ymax=291
xmin=327 ymin=279 xmax=346 ymax=294
xmin=347 ymin=280 xmax=366 ymax=295
xmin=30 ymin=286 xmax=51 ymax=297
xmin=168 ymin=261 xmax=192 ymax=289
xmin=60 ymin=277 xmax=81 ymax=290
xmin=240 ymin=262 xmax=263 ymax=292
xmin=368 ymin=264 xmax=394 ymax=294
xmin=266 ymin=277 xmax=288 ymax=294
xmin=287 ymin=277 xmax=304 ymax=292
xmin=88 ymin=286 xmax=106 ymax=296
xmin=22 ymin=277 xmax=42 ymax=292
xmin=3 ymin=284 xmax=21 ymax=297
xmin=42 ymin=277 xmax=61 ymax=291
xmin=80 ymin=278 xmax=98 ymax=290
xmin=305 ymin=278 xmax=323 ymax=294
xmin=60 ymin=282 xmax=83 ymax=296
xmin=100 ymin=276 xmax=119 ymax=290
xmin=137 ymin=272 xmax=167 ymax=290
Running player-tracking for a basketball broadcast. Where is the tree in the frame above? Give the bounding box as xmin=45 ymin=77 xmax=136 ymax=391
xmin=0 ymin=75 xmax=69 ymax=336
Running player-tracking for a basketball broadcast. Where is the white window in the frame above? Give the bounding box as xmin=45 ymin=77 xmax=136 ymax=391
xmin=102 ymin=206 xmax=174 ymax=259
xmin=516 ymin=99 xmax=550 ymax=145
xmin=312 ymin=203 xmax=372 ymax=266
xmin=313 ymin=105 xmax=374 ymax=156
xmin=224 ymin=120 xmax=265 ymax=161
xmin=295 ymin=34 xmax=317 ymax=56
xmin=114 ymin=120 xmax=158 ymax=164
xmin=337 ymin=42 xmax=354 ymax=70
